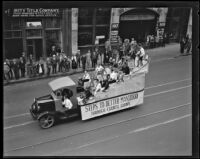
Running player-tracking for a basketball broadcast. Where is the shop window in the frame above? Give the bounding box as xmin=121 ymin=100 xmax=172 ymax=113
xmin=26 ymin=21 xmax=42 ymax=28
xmin=96 ymin=8 xmax=111 ymax=25
xmin=13 ymin=31 xmax=22 ymax=38
xmin=45 ymin=18 xmax=61 ymax=28
xmin=5 ymin=19 xmax=12 ymax=30
xmin=4 ymin=31 xmax=22 ymax=38
xmin=78 ymin=27 xmax=93 ymax=46
xmin=26 ymin=29 xmax=42 ymax=37
xmin=78 ymin=8 xmax=94 ymax=25
xmin=5 ymin=39 xmax=23 ymax=59
xmin=95 ymin=26 xmax=109 ymax=44
xmin=4 ymin=18 xmax=22 ymax=30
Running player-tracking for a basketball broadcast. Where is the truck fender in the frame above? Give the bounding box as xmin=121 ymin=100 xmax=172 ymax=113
xmin=37 ymin=111 xmax=55 ymax=120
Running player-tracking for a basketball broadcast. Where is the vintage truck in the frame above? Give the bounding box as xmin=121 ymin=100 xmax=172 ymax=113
xmin=30 ymin=60 xmax=149 ymax=129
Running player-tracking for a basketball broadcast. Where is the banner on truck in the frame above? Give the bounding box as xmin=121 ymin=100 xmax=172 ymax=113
xmin=81 ymin=91 xmax=144 ymax=120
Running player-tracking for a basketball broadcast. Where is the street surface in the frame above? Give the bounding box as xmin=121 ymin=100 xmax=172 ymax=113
xmin=3 ymin=44 xmax=192 ymax=156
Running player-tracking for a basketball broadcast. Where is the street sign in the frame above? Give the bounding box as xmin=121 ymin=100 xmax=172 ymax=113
xmin=96 ymin=35 xmax=105 ymax=39
xmin=111 ymin=23 xmax=119 ymax=30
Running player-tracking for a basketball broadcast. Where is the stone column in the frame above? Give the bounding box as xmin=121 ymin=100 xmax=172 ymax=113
xmin=62 ymin=8 xmax=72 ymax=57
xmin=187 ymin=8 xmax=192 ymax=39
xmin=71 ymin=8 xmax=78 ymax=55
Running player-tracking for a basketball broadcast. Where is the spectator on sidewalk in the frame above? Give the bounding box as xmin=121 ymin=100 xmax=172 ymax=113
xmin=105 ymin=39 xmax=111 ymax=53
xmin=51 ymin=54 xmax=57 ymax=74
xmin=22 ymin=52 xmax=26 ymax=64
xmin=58 ymin=54 xmax=64 ymax=72
xmin=19 ymin=57 xmax=26 ymax=78
xmin=155 ymin=35 xmax=159 ymax=48
xmin=91 ymin=49 xmax=98 ymax=68
xmin=104 ymin=50 xmax=110 ymax=65
xmin=180 ymin=37 xmax=186 ymax=54
xmin=46 ymin=57 xmax=51 ymax=76
xmin=38 ymin=57 xmax=45 ymax=76
xmin=76 ymin=50 xmax=81 ymax=68
xmin=7 ymin=59 xmax=14 ymax=80
xmin=13 ymin=59 xmax=20 ymax=80
xmin=4 ymin=60 xmax=10 ymax=82
xmin=50 ymin=45 xmax=57 ymax=57
xmin=86 ymin=50 xmax=91 ymax=69
xmin=81 ymin=54 xmax=86 ymax=71
xmin=72 ymin=55 xmax=77 ymax=72
xmin=123 ymin=39 xmax=130 ymax=56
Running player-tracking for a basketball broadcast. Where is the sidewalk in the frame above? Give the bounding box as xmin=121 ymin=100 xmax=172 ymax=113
xmin=4 ymin=43 xmax=180 ymax=86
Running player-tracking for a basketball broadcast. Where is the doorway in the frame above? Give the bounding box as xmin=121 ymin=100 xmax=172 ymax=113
xmin=118 ymin=9 xmax=159 ymax=43
xmin=27 ymin=39 xmax=43 ymax=61
xmin=119 ymin=20 xmax=157 ymax=43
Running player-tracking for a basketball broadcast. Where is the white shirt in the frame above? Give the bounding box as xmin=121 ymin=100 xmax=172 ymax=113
xmin=105 ymin=67 xmax=111 ymax=75
xmin=94 ymin=83 xmax=102 ymax=95
xmin=62 ymin=98 xmax=73 ymax=109
xmin=137 ymin=47 xmax=145 ymax=57
xmin=110 ymin=71 xmax=118 ymax=80
xmin=83 ymin=73 xmax=91 ymax=81
xmin=95 ymin=65 xmax=104 ymax=74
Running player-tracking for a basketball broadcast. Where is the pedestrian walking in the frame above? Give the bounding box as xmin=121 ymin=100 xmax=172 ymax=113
xmin=180 ymin=37 xmax=186 ymax=54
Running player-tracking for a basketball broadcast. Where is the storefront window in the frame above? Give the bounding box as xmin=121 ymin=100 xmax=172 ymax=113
xmin=26 ymin=29 xmax=42 ymax=37
xmin=13 ymin=31 xmax=22 ymax=38
xmin=78 ymin=8 xmax=93 ymax=25
xmin=45 ymin=18 xmax=61 ymax=28
xmin=26 ymin=21 xmax=42 ymax=28
xmin=95 ymin=26 xmax=109 ymax=44
xmin=96 ymin=8 xmax=111 ymax=25
xmin=78 ymin=27 xmax=93 ymax=46
xmin=4 ymin=18 xmax=22 ymax=30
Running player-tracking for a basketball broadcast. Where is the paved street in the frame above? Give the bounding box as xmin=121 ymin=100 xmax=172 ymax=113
xmin=3 ymin=44 xmax=192 ymax=156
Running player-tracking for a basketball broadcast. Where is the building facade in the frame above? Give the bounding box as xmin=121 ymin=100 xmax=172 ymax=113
xmin=3 ymin=7 xmax=192 ymax=60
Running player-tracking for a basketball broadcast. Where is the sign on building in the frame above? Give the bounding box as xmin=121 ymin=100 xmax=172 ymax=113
xmin=5 ymin=8 xmax=60 ymax=17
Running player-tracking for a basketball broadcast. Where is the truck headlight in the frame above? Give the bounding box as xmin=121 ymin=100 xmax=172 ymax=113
xmin=37 ymin=105 xmax=40 ymax=110
xmin=32 ymin=104 xmax=36 ymax=110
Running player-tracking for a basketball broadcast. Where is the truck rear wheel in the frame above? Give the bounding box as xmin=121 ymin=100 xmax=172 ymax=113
xmin=39 ymin=114 xmax=55 ymax=129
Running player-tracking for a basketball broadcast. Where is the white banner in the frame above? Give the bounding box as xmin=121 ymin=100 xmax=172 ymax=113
xmin=81 ymin=91 xmax=144 ymax=120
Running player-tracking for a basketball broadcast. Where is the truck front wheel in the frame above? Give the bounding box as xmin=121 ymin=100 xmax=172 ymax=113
xmin=39 ymin=114 xmax=55 ymax=129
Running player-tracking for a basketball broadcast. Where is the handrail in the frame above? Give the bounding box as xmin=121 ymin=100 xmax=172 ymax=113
xmin=129 ymin=57 xmax=151 ymax=75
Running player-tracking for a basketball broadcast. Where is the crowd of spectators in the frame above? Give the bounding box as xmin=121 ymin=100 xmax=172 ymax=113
xmin=4 ymin=36 xmax=148 ymax=83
